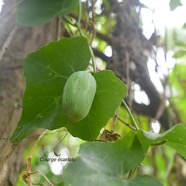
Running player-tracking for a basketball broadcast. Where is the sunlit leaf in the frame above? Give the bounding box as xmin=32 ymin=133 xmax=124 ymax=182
xmin=175 ymin=41 xmax=186 ymax=47
xmin=182 ymin=22 xmax=186 ymax=29
xmin=172 ymin=50 xmax=186 ymax=58
xmin=137 ymin=124 xmax=186 ymax=158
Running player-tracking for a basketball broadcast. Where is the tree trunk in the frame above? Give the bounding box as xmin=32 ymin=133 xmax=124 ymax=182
xmin=0 ymin=1 xmax=59 ymax=185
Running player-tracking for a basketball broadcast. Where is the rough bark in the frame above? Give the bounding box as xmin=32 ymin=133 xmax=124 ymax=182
xmin=0 ymin=1 xmax=59 ymax=185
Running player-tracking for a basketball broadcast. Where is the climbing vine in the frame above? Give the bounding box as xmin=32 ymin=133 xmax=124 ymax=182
xmin=10 ymin=1 xmax=186 ymax=185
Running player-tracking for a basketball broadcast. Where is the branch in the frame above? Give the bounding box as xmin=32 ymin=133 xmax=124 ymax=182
xmin=96 ymin=32 xmax=112 ymax=45
xmin=92 ymin=48 xmax=110 ymax=62
xmin=131 ymin=101 xmax=170 ymax=129
xmin=69 ymin=13 xmax=112 ymax=45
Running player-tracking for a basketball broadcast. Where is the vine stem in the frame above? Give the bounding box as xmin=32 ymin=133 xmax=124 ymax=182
xmin=75 ymin=0 xmax=83 ymax=36
xmin=77 ymin=0 xmax=96 ymax=72
xmin=77 ymin=0 xmax=82 ymax=25
xmin=128 ymin=168 xmax=137 ymax=179
xmin=63 ymin=0 xmax=83 ymax=36
xmin=122 ymin=100 xmax=139 ymax=130
xmin=63 ymin=0 xmax=97 ymax=73
xmin=29 ymin=130 xmax=48 ymax=157
xmin=23 ymin=130 xmax=49 ymax=186
xmin=89 ymin=46 xmax=97 ymax=73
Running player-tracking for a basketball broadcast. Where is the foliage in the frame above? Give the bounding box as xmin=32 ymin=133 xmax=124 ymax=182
xmin=16 ymin=0 xmax=78 ymax=26
xmin=10 ymin=36 xmax=126 ymax=142
xmin=11 ymin=0 xmax=186 ymax=185
xmin=169 ymin=0 xmax=182 ymax=11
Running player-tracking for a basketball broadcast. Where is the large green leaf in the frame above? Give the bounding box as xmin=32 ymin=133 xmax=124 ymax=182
xmin=17 ymin=0 xmax=78 ymax=26
xmin=10 ymin=36 xmax=91 ymax=143
xmin=10 ymin=36 xmax=127 ymax=143
xmin=128 ymin=176 xmax=163 ymax=186
xmin=67 ymin=70 xmax=127 ymax=140
xmin=137 ymin=124 xmax=186 ymax=158
xmin=63 ymin=132 xmax=148 ymax=186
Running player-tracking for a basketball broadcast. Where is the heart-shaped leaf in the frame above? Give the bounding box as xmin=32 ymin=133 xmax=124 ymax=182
xmin=10 ymin=36 xmax=91 ymax=143
xmin=11 ymin=36 xmax=127 ymax=143
xmin=128 ymin=176 xmax=163 ymax=186
xmin=66 ymin=70 xmax=127 ymax=140
xmin=63 ymin=132 xmax=148 ymax=186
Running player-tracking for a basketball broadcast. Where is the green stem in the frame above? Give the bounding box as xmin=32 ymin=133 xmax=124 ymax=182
xmin=89 ymin=47 xmax=96 ymax=73
xmin=127 ymin=168 xmax=137 ymax=179
xmin=75 ymin=23 xmax=83 ymax=36
xmin=75 ymin=0 xmax=83 ymax=36
xmin=63 ymin=0 xmax=97 ymax=72
xmin=122 ymin=100 xmax=139 ymax=130
xmin=63 ymin=0 xmax=83 ymax=36
xmin=77 ymin=0 xmax=82 ymax=24
xmin=63 ymin=16 xmax=75 ymax=26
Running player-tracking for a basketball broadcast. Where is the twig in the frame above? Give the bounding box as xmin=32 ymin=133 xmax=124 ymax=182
xmin=23 ymin=130 xmax=54 ymax=186
xmin=125 ymin=50 xmax=130 ymax=88
xmin=113 ymin=107 xmax=120 ymax=131
xmin=28 ymin=130 xmax=48 ymax=158
xmin=89 ymin=46 xmax=97 ymax=73
xmin=0 ymin=25 xmax=17 ymax=62
xmin=90 ymin=0 xmax=96 ymax=45
xmin=54 ymin=129 xmax=68 ymax=156
xmin=114 ymin=114 xmax=136 ymax=131
xmin=92 ymin=48 xmax=110 ymax=62
xmin=122 ymin=100 xmax=139 ymax=130
xmin=0 ymin=128 xmax=66 ymax=141
xmin=0 ymin=143 xmax=20 ymax=185
xmin=57 ymin=17 xmax=62 ymax=41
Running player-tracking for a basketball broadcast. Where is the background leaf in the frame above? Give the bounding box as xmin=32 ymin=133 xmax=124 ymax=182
xmin=17 ymin=0 xmax=78 ymax=26
xmin=172 ymin=50 xmax=186 ymax=58
xmin=137 ymin=124 xmax=186 ymax=158
xmin=63 ymin=132 xmax=145 ymax=186
xmin=169 ymin=0 xmax=182 ymax=11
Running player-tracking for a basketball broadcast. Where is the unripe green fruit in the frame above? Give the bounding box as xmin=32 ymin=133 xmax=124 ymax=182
xmin=62 ymin=71 xmax=96 ymax=123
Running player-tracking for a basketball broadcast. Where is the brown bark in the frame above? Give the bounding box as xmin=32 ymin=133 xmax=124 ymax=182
xmin=0 ymin=1 xmax=59 ymax=185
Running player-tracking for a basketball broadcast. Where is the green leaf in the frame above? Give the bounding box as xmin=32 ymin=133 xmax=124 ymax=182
xmin=17 ymin=0 xmax=78 ymax=26
xmin=175 ymin=41 xmax=186 ymax=47
xmin=172 ymin=50 xmax=186 ymax=58
xmin=63 ymin=132 xmax=145 ymax=186
xmin=182 ymin=22 xmax=186 ymax=29
xmin=128 ymin=176 xmax=163 ymax=186
xmin=10 ymin=37 xmax=127 ymax=143
xmin=66 ymin=70 xmax=127 ymax=140
xmin=137 ymin=124 xmax=186 ymax=158
xmin=10 ymin=36 xmax=91 ymax=143
xmin=169 ymin=0 xmax=182 ymax=11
